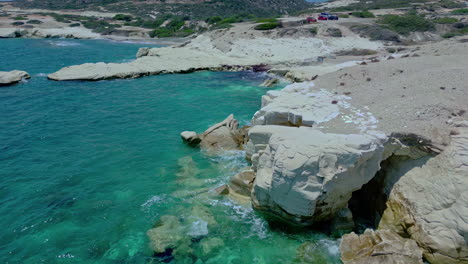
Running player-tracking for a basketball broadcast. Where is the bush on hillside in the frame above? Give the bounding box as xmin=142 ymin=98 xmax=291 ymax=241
xmin=452 ymin=8 xmax=468 ymax=14
xmin=255 ymin=18 xmax=278 ymax=23
xmin=13 ymin=16 xmax=28 ymax=20
xmin=113 ymin=14 xmax=133 ymax=21
xmin=11 ymin=21 xmax=25 ymax=26
xmin=352 ymin=11 xmax=375 ymax=18
xmin=433 ymin=17 xmax=458 ymax=24
xmin=26 ymin=19 xmax=43 ymax=24
xmin=378 ymin=14 xmax=434 ymax=35
xmin=309 ymin=27 xmax=318 ymax=35
xmin=69 ymin=23 xmax=81 ymax=27
xmin=254 ymin=22 xmax=280 ymax=30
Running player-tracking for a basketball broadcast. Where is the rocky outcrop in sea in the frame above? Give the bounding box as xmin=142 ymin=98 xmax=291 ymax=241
xmin=0 ymin=70 xmax=30 ymax=86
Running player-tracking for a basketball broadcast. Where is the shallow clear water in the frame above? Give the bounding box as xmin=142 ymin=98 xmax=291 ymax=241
xmin=0 ymin=39 xmax=340 ymax=263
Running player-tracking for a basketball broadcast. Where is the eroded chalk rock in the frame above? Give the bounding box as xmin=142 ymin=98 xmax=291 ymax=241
xmin=250 ymin=125 xmax=387 ymax=225
xmin=0 ymin=70 xmax=30 ymax=86
xmin=228 ymin=169 xmax=255 ymax=198
xmin=378 ymin=121 xmax=468 ymax=264
xmin=260 ymin=78 xmax=279 ymax=87
xmin=340 ymin=229 xmax=423 ymax=264
xmin=180 ymin=131 xmax=201 ymax=146
xmin=181 ymin=114 xmax=248 ymax=153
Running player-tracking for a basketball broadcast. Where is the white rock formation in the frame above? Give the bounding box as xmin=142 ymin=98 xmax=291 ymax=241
xmin=0 ymin=70 xmax=30 ymax=86
xmin=47 ymin=24 xmax=381 ymax=81
xmin=378 ymin=121 xmax=468 ymax=264
xmin=252 ymin=82 xmax=378 ymax=132
xmin=250 ymin=125 xmax=387 ymax=224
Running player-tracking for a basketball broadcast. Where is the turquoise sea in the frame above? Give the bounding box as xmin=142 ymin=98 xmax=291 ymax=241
xmin=0 ymin=39 xmax=340 ymax=263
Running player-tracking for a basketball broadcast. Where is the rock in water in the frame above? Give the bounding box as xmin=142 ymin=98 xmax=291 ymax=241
xmin=180 ymin=114 xmax=248 ymax=153
xmin=378 ymin=120 xmax=468 ymax=264
xmin=147 ymin=215 xmax=186 ymax=253
xmin=0 ymin=70 xmax=30 ymax=86
xmin=180 ymin=131 xmax=201 ymax=146
xmin=340 ymin=229 xmax=423 ymax=264
xmin=250 ymin=125 xmax=387 ymax=225
xmin=260 ymin=78 xmax=279 ymax=87
xmin=228 ymin=169 xmax=255 ymax=198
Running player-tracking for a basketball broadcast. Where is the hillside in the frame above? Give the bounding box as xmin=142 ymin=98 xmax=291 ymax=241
xmin=12 ymin=0 xmax=311 ymax=19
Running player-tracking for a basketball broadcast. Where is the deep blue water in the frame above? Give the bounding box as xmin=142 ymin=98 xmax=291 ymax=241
xmin=0 ymin=38 xmax=340 ymax=263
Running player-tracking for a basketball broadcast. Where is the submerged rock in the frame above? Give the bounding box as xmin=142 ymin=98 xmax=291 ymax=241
xmin=199 ymin=237 xmax=224 ymax=256
xmin=0 ymin=70 xmax=30 ymax=86
xmin=378 ymin=120 xmax=468 ymax=264
xmin=147 ymin=215 xmax=186 ymax=253
xmin=340 ymin=229 xmax=423 ymax=264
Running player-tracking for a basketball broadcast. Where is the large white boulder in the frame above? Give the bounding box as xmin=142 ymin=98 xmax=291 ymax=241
xmin=0 ymin=70 xmax=30 ymax=86
xmin=250 ymin=125 xmax=387 ymax=224
xmin=378 ymin=121 xmax=468 ymax=264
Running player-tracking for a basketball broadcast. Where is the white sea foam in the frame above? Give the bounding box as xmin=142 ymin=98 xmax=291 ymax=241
xmin=141 ymin=195 xmax=166 ymax=208
xmin=187 ymin=218 xmax=208 ymax=237
xmin=47 ymin=41 xmax=82 ymax=47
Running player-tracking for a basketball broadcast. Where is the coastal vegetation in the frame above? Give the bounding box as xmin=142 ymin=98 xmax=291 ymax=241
xmin=254 ymin=22 xmax=281 ymax=30
xmin=13 ymin=0 xmax=310 ymax=20
xmin=432 ymin=17 xmax=458 ymax=24
xmin=352 ymin=11 xmax=375 ymax=18
xmin=378 ymin=14 xmax=434 ymax=35
xmin=451 ymin=8 xmax=468 ymax=14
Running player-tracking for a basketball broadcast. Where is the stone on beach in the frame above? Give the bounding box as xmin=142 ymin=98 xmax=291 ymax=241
xmin=0 ymin=70 xmax=30 ymax=86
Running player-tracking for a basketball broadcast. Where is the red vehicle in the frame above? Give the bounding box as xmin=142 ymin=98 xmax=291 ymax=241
xmin=306 ymin=17 xmax=317 ymax=23
xmin=318 ymin=15 xmax=328 ymax=20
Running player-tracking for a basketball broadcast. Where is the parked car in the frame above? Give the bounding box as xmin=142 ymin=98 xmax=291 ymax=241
xmin=318 ymin=15 xmax=328 ymax=20
xmin=305 ymin=17 xmax=317 ymax=23
xmin=319 ymin=12 xmax=339 ymax=20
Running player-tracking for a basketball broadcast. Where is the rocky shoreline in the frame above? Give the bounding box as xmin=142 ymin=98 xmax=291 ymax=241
xmin=178 ymin=79 xmax=467 ymax=263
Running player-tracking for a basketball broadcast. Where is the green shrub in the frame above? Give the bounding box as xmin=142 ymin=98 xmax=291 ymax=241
xmin=442 ymin=26 xmax=468 ymax=38
xmin=11 ymin=21 xmax=25 ymax=26
xmin=13 ymin=16 xmax=28 ymax=20
xmin=26 ymin=19 xmax=43 ymax=24
xmin=378 ymin=14 xmax=434 ymax=35
xmin=255 ymin=18 xmax=278 ymax=23
xmin=309 ymin=27 xmax=318 ymax=35
xmin=254 ymin=22 xmax=280 ymax=30
xmin=339 ymin=14 xmax=349 ymax=18
xmin=205 ymin=16 xmax=222 ymax=24
xmin=433 ymin=17 xmax=458 ymax=24
xmin=113 ymin=14 xmax=133 ymax=21
xmin=452 ymin=8 xmax=468 ymax=14
xmin=352 ymin=11 xmax=375 ymax=18
xmin=150 ymin=27 xmax=173 ymax=38
xmin=69 ymin=23 xmax=81 ymax=27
